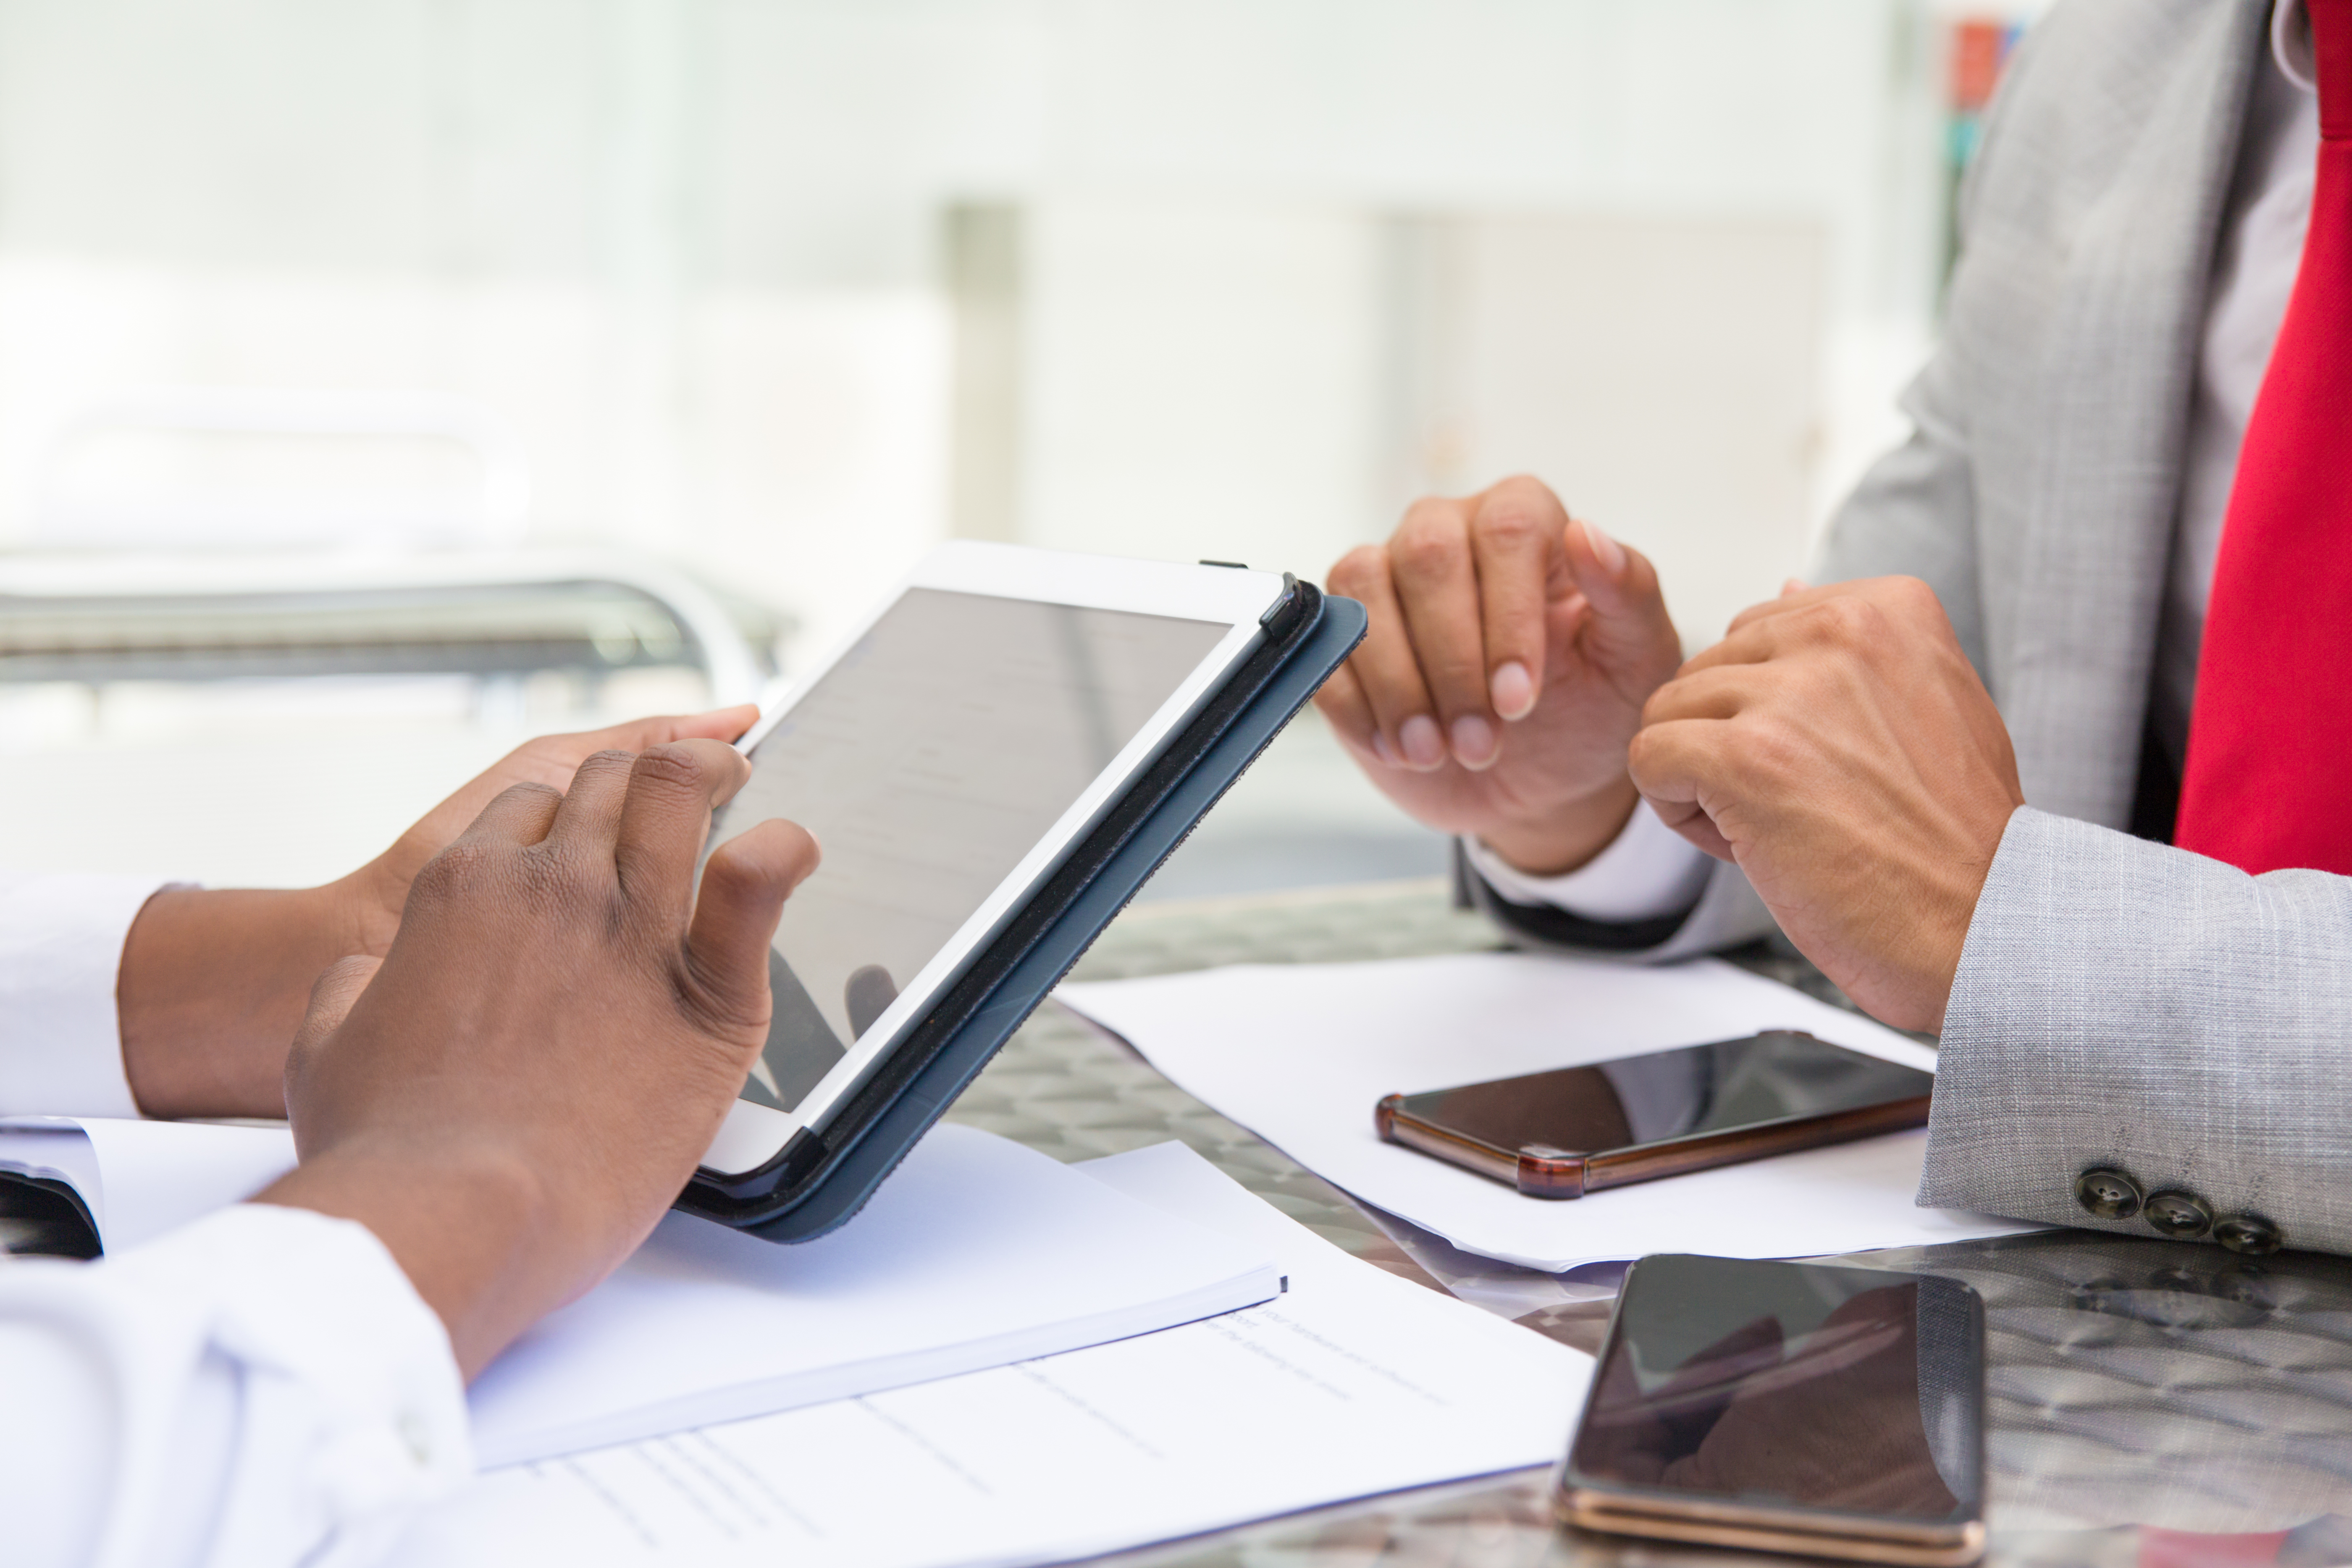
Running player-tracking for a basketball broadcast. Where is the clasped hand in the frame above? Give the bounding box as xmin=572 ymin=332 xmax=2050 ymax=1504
xmin=1630 ymin=577 xmax=2024 ymax=1032
xmin=1323 ymin=478 xmax=2024 ymax=1034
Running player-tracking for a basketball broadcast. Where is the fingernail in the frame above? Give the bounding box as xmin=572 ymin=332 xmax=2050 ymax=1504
xmin=1371 ymin=730 xmax=1400 ymax=767
xmin=1581 ymin=517 xmax=1627 ymax=577
xmin=1451 ymin=713 xmax=1498 ymax=770
xmin=1399 ymin=714 xmax=1446 ymax=770
xmin=1491 ymin=660 xmax=1535 ymax=720
xmin=1782 ymin=577 xmax=1809 ymax=598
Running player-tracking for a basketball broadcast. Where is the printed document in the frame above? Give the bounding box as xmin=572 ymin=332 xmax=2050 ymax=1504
xmin=1055 ymin=952 xmax=2044 ymax=1271
xmin=1 ymin=1118 xmax=1281 ymax=1466
xmin=385 ymin=1140 xmax=1591 ymax=1568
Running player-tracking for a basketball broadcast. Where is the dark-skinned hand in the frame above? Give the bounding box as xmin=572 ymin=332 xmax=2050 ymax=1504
xmin=1628 ymin=576 xmax=2023 ymax=1033
xmin=1314 ymin=476 xmax=1684 ymax=876
xmin=116 ymin=705 xmax=762 ymax=1120
xmin=255 ymin=740 xmax=819 ymax=1379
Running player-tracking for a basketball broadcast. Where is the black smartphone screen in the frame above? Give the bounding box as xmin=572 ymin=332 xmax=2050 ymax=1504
xmin=1392 ymin=1031 xmax=1932 ymax=1156
xmin=1568 ymin=1255 xmax=1984 ymax=1523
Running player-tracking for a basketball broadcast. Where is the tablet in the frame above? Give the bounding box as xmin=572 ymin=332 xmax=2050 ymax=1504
xmin=695 ymin=542 xmax=1293 ymax=1179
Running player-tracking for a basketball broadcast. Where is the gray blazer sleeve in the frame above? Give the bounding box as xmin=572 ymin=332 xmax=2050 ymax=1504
xmin=1922 ymin=808 xmax=2352 ymax=1255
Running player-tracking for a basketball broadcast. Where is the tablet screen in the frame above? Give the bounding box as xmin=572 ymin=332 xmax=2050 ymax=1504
xmin=706 ymin=586 xmax=1228 ymax=1135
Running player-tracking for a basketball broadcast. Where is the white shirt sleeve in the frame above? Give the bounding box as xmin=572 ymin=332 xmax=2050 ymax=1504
xmin=0 ymin=1202 xmax=470 ymax=1568
xmin=1460 ymin=800 xmax=1714 ymax=922
xmin=0 ymin=872 xmax=175 ymax=1119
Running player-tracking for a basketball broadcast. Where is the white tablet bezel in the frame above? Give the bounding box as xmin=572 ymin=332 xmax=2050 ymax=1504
xmin=699 ymin=541 xmax=1289 ymax=1176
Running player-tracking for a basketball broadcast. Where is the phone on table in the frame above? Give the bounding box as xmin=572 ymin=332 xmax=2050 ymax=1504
xmin=1375 ymin=1030 xmax=1933 ymax=1198
xmin=1558 ymin=1254 xmax=1987 ymax=1567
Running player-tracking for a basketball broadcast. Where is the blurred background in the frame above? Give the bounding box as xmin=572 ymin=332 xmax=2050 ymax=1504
xmin=0 ymin=0 xmax=2035 ymax=897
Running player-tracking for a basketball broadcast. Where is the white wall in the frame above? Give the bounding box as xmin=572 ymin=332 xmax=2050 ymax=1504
xmin=1417 ymin=214 xmax=1830 ymax=648
xmin=0 ymin=0 xmax=1951 ymax=668
xmin=1019 ymin=200 xmax=1382 ymax=583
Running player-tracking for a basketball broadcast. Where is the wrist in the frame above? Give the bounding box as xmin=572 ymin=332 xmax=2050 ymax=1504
xmin=326 ymin=856 xmax=409 ymax=960
xmin=119 ymin=883 xmax=360 ymax=1119
xmin=256 ymin=1143 xmax=550 ymax=1380
xmin=1476 ymin=775 xmax=1642 ymax=878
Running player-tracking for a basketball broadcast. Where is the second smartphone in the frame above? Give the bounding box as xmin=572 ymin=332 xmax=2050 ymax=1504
xmin=1375 ymin=1030 xmax=1933 ymax=1198
xmin=1558 ymin=1253 xmax=1987 ymax=1567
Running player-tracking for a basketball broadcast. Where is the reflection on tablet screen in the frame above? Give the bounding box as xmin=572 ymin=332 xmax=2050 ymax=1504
xmin=706 ymin=588 xmax=1227 ymax=1127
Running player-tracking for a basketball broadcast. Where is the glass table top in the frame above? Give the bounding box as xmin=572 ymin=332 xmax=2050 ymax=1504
xmin=947 ymin=878 xmax=2352 ymax=1568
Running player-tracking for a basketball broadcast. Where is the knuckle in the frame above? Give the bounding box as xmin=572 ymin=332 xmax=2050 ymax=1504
xmin=1814 ymin=595 xmax=1880 ymax=646
xmin=1730 ymin=715 xmax=1804 ymax=783
xmin=410 ymin=837 xmax=497 ymax=900
xmin=1396 ymin=496 xmax=1462 ymax=538
xmin=1392 ymin=520 xmax=1464 ymax=579
xmin=631 ymin=743 xmax=707 ymax=793
xmin=1884 ymin=575 xmax=1937 ymax=613
xmin=1328 ymin=544 xmax=1386 ymax=591
xmin=1470 ymin=499 xmax=1545 ymax=554
xmin=1486 ymin=474 xmax=1562 ymax=511
xmin=1643 ymin=669 xmax=1713 ymax=725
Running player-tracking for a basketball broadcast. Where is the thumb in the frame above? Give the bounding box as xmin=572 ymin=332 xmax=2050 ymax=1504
xmin=686 ymin=819 xmax=822 ymax=1039
xmin=283 ymin=955 xmax=384 ymax=1110
xmin=1627 ymin=723 xmax=1738 ymax=863
xmin=294 ymin=956 xmax=383 ymax=1054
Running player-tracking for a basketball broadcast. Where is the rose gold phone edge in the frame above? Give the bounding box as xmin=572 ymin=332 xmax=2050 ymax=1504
xmin=1375 ymin=1092 xmax=1933 ymax=1198
xmin=1554 ymin=1486 xmax=1987 ymax=1567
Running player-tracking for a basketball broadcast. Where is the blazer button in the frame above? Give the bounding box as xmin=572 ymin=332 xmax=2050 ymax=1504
xmin=2075 ymin=1168 xmax=2144 ymax=1220
xmin=2214 ymin=1214 xmax=2283 ymax=1255
xmin=2143 ymin=1190 xmax=2214 ymax=1240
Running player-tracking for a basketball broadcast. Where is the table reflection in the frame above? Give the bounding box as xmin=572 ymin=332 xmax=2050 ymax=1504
xmin=1097 ymin=1229 xmax=2352 ymax=1568
xmin=1836 ymin=1231 xmax=2352 ymax=1550
xmin=992 ymin=888 xmax=2352 ymax=1568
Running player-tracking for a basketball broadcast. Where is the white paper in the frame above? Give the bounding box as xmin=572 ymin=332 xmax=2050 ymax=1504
xmin=470 ymin=1124 xmax=1280 ymax=1466
xmin=1055 ymin=953 xmax=2044 ymax=1271
xmin=0 ymin=1116 xmax=297 ymax=1248
xmin=386 ymin=1140 xmax=1590 ymax=1568
xmin=1 ymin=1115 xmax=1281 ymax=1471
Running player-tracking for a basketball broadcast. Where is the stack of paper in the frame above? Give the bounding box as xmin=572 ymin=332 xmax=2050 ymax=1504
xmin=1055 ymin=952 xmax=2043 ymax=1271
xmin=386 ymin=1140 xmax=1593 ymax=1568
xmin=470 ymin=1125 xmax=1280 ymax=1464
xmin=0 ymin=1117 xmax=1283 ymax=1463
xmin=0 ymin=1116 xmax=299 ymax=1249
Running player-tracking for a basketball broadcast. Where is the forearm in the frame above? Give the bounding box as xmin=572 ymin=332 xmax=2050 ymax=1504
xmin=118 ymin=879 xmax=390 ymax=1119
xmin=1922 ymin=808 xmax=2352 ymax=1254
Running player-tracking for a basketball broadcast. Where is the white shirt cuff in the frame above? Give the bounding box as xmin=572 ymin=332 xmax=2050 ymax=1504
xmin=0 ymin=873 xmax=176 ymax=1119
xmin=1462 ymin=801 xmax=1714 ymax=923
xmin=0 ymin=1202 xmax=470 ymax=1568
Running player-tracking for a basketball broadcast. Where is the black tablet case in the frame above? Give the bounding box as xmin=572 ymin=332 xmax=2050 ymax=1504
xmin=675 ymin=579 xmax=1367 ymax=1242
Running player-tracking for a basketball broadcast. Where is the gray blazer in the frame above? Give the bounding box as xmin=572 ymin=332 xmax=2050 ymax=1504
xmin=1475 ymin=0 xmax=2352 ymax=1256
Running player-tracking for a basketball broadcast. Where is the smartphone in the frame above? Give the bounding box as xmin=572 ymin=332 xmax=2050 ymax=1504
xmin=1374 ymin=1030 xmax=1933 ymax=1198
xmin=1557 ymin=1254 xmax=1987 ymax=1567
